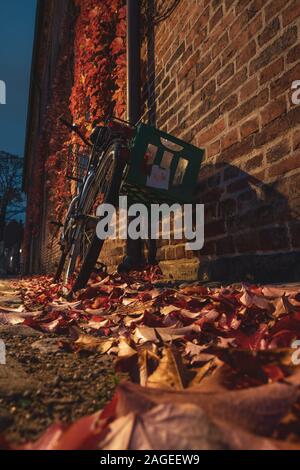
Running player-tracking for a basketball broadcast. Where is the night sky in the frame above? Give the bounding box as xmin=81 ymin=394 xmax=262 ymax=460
xmin=0 ymin=0 xmax=37 ymax=157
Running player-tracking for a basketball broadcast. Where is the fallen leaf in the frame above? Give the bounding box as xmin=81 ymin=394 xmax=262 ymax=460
xmin=146 ymin=346 xmax=194 ymax=390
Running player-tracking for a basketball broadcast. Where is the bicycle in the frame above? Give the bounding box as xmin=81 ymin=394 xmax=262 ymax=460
xmin=54 ymin=115 xmax=133 ymax=292
xmin=54 ymin=116 xmax=204 ymax=293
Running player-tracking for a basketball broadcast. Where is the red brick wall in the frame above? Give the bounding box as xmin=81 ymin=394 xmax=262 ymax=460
xmin=129 ymin=0 xmax=300 ymax=280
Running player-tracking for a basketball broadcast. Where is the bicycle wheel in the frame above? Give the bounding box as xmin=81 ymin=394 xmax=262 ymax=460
xmin=53 ymin=195 xmax=79 ymax=283
xmin=54 ymin=250 xmax=67 ymax=282
xmin=70 ymin=142 xmax=126 ymax=292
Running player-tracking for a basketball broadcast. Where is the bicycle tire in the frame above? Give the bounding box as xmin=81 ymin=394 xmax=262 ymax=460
xmin=71 ymin=143 xmax=125 ymax=292
xmin=54 ymin=250 xmax=67 ymax=282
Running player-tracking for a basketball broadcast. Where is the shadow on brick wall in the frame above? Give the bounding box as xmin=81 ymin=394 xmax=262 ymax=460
xmin=193 ymin=162 xmax=300 ymax=284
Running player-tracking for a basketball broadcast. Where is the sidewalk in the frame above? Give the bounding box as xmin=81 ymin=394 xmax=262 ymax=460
xmin=0 ymin=279 xmax=118 ymax=444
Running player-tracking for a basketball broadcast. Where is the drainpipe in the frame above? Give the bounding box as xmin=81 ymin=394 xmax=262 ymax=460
xmin=127 ymin=0 xmax=141 ymax=125
xmin=124 ymin=0 xmax=143 ymax=266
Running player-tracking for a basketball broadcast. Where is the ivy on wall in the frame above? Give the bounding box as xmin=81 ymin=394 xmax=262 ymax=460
xmin=24 ymin=0 xmax=126 ymax=256
xmin=70 ymin=0 xmax=126 ymax=133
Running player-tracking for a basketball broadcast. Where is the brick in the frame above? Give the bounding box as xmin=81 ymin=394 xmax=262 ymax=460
xmin=205 ymin=202 xmax=218 ymax=221
xmin=212 ymin=32 xmax=229 ymax=59
xmin=221 ymin=128 xmax=239 ymax=150
xmin=202 ymin=187 xmax=225 ymax=204
xmin=259 ymin=57 xmax=284 ymax=85
xmin=227 ymin=176 xmax=251 ymax=193
xmin=261 ymin=96 xmax=287 ymax=127
xmin=240 ymin=77 xmax=258 ymax=101
xmin=204 ymin=11 xmax=231 ymax=51
xmin=236 ymin=40 xmax=257 ymax=69
xmin=209 ymin=6 xmax=223 ymax=31
xmin=237 ymin=190 xmax=256 ymax=213
xmin=247 ymin=8 xmax=264 ymax=34
xmin=161 ymin=76 xmax=170 ymax=90
xmin=205 ymin=220 xmax=226 ymax=238
xmin=226 ymin=13 xmax=263 ymax=64
xmin=269 ymin=150 xmax=300 ymax=177
xmin=196 ymin=118 xmax=226 ymax=146
xmin=178 ymin=49 xmax=199 ymax=81
xmin=259 ymin=226 xmax=289 ymax=252
xmin=229 ymin=10 xmax=249 ymax=39
xmin=243 ymin=153 xmax=264 ymax=172
xmin=208 ymin=172 xmax=221 ymax=188
xmin=225 ymin=0 xmax=235 ymax=10
xmin=236 ymin=0 xmax=249 ymax=15
xmin=248 ymin=0 xmax=265 ymax=20
xmin=219 ymin=198 xmax=236 ymax=217
xmin=229 ymin=89 xmax=269 ymax=126
xmin=216 ymin=236 xmax=235 ymax=256
xmin=198 ymin=164 xmax=221 ymax=182
xmin=293 ymin=129 xmax=300 ymax=150
xmin=217 ymin=135 xmax=255 ymax=163
xmin=266 ymin=139 xmax=291 ymax=164
xmin=195 ymin=58 xmax=221 ymax=90
xmin=207 ymin=140 xmax=221 ymax=158
xmin=270 ymin=63 xmax=300 ymax=100
xmin=265 ymin=0 xmax=289 ymax=22
xmin=197 ymin=6 xmax=210 ymax=30
xmin=165 ymin=42 xmax=185 ymax=72
xmin=196 ymin=50 xmax=212 ymax=74
xmin=158 ymin=79 xmax=176 ymax=105
xmin=201 ymin=240 xmax=216 ymax=256
xmin=250 ymin=27 xmax=297 ymax=75
xmin=224 ymin=165 xmax=241 ymax=181
xmin=220 ymin=94 xmax=238 ymax=113
xmin=167 ymin=115 xmax=178 ymax=132
xmin=177 ymin=104 xmax=188 ymax=122
xmin=279 ymin=172 xmax=300 ymax=199
xmin=212 ymin=0 xmax=222 ymax=10
xmin=240 ymin=117 xmax=260 ymax=138
xmin=282 ymin=0 xmax=300 ymax=27
xmin=213 ymin=68 xmax=248 ymax=109
xmin=258 ymin=17 xmax=280 ymax=47
xmin=255 ymin=106 xmax=300 ymax=147
xmin=235 ymin=231 xmax=260 ymax=252
xmin=200 ymin=79 xmax=216 ymax=101
xmin=287 ymin=44 xmax=300 ymax=64
xmin=217 ymin=62 xmax=234 ymax=85
xmin=289 ymin=221 xmax=300 ymax=248
xmin=192 ymin=107 xmax=222 ymax=135
xmin=193 ymin=26 xmax=208 ymax=50
xmin=234 ymin=206 xmax=274 ymax=233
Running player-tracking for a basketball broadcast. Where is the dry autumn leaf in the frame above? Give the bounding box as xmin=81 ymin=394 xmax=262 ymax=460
xmin=146 ymin=346 xmax=194 ymax=390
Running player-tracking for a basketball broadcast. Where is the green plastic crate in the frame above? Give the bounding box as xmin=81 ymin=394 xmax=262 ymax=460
xmin=121 ymin=123 xmax=204 ymax=204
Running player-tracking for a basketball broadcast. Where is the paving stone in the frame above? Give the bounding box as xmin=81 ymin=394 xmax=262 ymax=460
xmin=0 ymin=357 xmax=39 ymax=397
xmin=0 ymin=325 xmax=41 ymax=338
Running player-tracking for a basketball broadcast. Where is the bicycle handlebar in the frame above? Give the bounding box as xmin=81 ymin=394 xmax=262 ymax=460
xmin=59 ymin=116 xmax=92 ymax=147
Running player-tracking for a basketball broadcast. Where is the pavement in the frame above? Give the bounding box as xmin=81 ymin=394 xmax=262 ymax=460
xmin=0 ymin=278 xmax=119 ymax=445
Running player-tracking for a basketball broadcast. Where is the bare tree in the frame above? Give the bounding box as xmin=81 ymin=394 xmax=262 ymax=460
xmin=0 ymin=152 xmax=25 ymax=241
